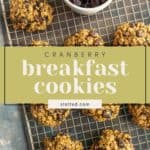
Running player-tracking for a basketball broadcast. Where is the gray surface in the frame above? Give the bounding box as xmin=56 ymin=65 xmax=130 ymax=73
xmin=0 ymin=16 xmax=27 ymax=150
xmin=0 ymin=105 xmax=27 ymax=150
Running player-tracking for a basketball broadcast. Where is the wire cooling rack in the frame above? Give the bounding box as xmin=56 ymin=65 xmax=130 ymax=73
xmin=22 ymin=105 xmax=150 ymax=150
xmin=1 ymin=0 xmax=150 ymax=46
xmin=0 ymin=0 xmax=150 ymax=150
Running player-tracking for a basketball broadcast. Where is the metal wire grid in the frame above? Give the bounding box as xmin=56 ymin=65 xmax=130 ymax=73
xmin=1 ymin=0 xmax=150 ymax=46
xmin=0 ymin=0 xmax=150 ymax=150
xmin=22 ymin=105 xmax=150 ymax=150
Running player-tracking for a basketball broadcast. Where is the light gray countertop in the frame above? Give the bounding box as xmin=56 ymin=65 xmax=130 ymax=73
xmin=0 ymin=105 xmax=27 ymax=150
xmin=0 ymin=17 xmax=27 ymax=150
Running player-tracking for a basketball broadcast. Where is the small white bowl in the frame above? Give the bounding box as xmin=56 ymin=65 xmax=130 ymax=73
xmin=64 ymin=0 xmax=112 ymax=15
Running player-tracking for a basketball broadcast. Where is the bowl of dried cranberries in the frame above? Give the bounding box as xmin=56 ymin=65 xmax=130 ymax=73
xmin=64 ymin=0 xmax=112 ymax=15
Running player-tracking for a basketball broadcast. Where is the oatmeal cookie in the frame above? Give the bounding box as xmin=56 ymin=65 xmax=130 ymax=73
xmin=64 ymin=29 xmax=104 ymax=46
xmin=128 ymin=104 xmax=150 ymax=129
xmin=32 ymin=40 xmax=49 ymax=46
xmin=113 ymin=22 xmax=150 ymax=46
xmin=44 ymin=133 xmax=83 ymax=150
xmin=31 ymin=104 xmax=70 ymax=127
xmin=91 ymin=129 xmax=134 ymax=150
xmin=82 ymin=104 xmax=120 ymax=122
xmin=10 ymin=0 xmax=54 ymax=32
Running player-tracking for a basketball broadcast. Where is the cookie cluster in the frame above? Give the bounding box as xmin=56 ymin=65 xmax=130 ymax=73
xmin=128 ymin=104 xmax=150 ymax=129
xmin=8 ymin=0 xmax=150 ymax=147
xmin=10 ymin=0 xmax=54 ymax=32
xmin=64 ymin=29 xmax=104 ymax=46
xmin=31 ymin=104 xmax=70 ymax=127
xmin=113 ymin=22 xmax=150 ymax=46
xmin=91 ymin=129 xmax=134 ymax=150
xmin=82 ymin=104 xmax=120 ymax=122
xmin=44 ymin=134 xmax=83 ymax=150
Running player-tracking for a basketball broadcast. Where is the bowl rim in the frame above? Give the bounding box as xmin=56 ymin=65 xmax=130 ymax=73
xmin=64 ymin=0 xmax=112 ymax=11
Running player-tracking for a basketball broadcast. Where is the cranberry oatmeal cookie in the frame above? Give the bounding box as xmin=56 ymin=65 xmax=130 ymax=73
xmin=91 ymin=129 xmax=134 ymax=150
xmin=82 ymin=105 xmax=120 ymax=122
xmin=31 ymin=104 xmax=70 ymax=127
xmin=113 ymin=22 xmax=150 ymax=46
xmin=128 ymin=104 xmax=150 ymax=129
xmin=10 ymin=0 xmax=54 ymax=32
xmin=44 ymin=133 xmax=83 ymax=150
xmin=64 ymin=29 xmax=104 ymax=46
xmin=32 ymin=40 xmax=49 ymax=46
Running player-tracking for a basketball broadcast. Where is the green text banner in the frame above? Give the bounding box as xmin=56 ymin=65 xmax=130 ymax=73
xmin=3 ymin=46 xmax=147 ymax=104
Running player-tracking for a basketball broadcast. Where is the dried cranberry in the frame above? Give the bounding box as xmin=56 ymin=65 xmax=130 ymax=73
xmin=136 ymin=30 xmax=145 ymax=37
xmin=102 ymin=110 xmax=112 ymax=118
xmin=93 ymin=143 xmax=101 ymax=150
xmin=70 ymin=0 xmax=106 ymax=8
xmin=71 ymin=0 xmax=82 ymax=6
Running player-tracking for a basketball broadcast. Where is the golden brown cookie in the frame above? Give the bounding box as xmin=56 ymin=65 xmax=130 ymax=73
xmin=113 ymin=22 xmax=150 ymax=46
xmin=31 ymin=104 xmax=70 ymax=127
xmin=82 ymin=104 xmax=120 ymax=122
xmin=44 ymin=133 xmax=83 ymax=150
xmin=91 ymin=129 xmax=134 ymax=150
xmin=128 ymin=104 xmax=150 ymax=129
xmin=64 ymin=29 xmax=104 ymax=46
xmin=32 ymin=40 xmax=49 ymax=46
xmin=10 ymin=0 xmax=54 ymax=32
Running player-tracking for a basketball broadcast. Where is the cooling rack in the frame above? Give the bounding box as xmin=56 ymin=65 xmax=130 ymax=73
xmin=22 ymin=105 xmax=150 ymax=150
xmin=1 ymin=0 xmax=150 ymax=46
xmin=0 ymin=0 xmax=150 ymax=149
